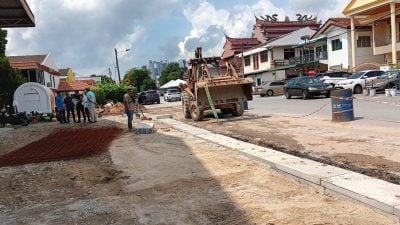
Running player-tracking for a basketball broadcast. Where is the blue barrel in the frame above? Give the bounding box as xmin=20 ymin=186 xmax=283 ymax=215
xmin=331 ymin=89 xmax=354 ymax=122
xmin=243 ymin=101 xmax=248 ymax=110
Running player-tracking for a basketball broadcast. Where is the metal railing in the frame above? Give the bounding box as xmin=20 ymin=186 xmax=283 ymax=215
xmin=288 ymin=51 xmax=327 ymax=65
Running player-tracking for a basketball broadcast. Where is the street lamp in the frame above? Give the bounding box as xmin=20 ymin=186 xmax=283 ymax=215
xmin=300 ymin=35 xmax=311 ymax=76
xmin=114 ymin=48 xmax=130 ymax=83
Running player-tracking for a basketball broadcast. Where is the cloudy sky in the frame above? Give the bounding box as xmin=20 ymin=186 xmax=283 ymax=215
xmin=6 ymin=0 xmax=347 ymax=78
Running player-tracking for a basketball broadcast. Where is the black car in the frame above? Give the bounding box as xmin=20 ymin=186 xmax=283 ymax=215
xmin=284 ymin=77 xmax=331 ymax=100
xmin=138 ymin=90 xmax=160 ymax=104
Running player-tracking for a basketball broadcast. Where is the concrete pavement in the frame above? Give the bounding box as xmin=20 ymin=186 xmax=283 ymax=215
xmin=159 ymin=117 xmax=400 ymax=218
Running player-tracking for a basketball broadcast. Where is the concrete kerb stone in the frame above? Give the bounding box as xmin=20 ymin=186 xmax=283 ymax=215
xmin=158 ymin=118 xmax=400 ymax=217
xmin=155 ymin=114 xmax=173 ymax=119
xmin=158 ymin=118 xmax=183 ymax=126
xmin=322 ymin=173 xmax=400 ymax=215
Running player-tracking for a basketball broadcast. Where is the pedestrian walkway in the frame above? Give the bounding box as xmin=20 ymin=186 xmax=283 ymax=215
xmin=159 ymin=117 xmax=400 ymax=218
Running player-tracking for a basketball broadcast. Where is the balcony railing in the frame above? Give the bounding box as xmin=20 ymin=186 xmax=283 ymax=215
xmin=289 ymin=51 xmax=327 ymax=65
xmin=375 ymin=34 xmax=400 ymax=47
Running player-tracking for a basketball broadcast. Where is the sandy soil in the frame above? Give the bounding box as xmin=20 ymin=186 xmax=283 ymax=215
xmin=148 ymin=106 xmax=400 ymax=184
xmin=0 ymin=117 xmax=399 ymax=224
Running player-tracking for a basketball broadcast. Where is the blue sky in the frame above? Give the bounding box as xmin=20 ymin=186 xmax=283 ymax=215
xmin=6 ymin=0 xmax=347 ymax=78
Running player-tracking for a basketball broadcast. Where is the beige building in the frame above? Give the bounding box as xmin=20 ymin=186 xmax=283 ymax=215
xmin=344 ymin=0 xmax=400 ymax=67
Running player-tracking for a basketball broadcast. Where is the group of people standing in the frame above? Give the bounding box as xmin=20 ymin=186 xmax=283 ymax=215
xmin=55 ymin=87 xmax=98 ymax=124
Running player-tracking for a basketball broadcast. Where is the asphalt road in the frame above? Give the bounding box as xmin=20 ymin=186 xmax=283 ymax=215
xmin=145 ymin=93 xmax=400 ymax=129
xmin=249 ymin=93 xmax=400 ymax=129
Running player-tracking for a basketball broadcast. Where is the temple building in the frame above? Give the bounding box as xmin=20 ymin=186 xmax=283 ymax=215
xmin=252 ymin=14 xmax=322 ymax=43
xmin=222 ymin=14 xmax=322 ymax=72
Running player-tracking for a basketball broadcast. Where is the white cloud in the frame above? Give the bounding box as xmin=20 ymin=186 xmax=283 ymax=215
xmin=178 ymin=0 xmax=347 ymax=59
xmin=6 ymin=0 xmax=181 ymax=76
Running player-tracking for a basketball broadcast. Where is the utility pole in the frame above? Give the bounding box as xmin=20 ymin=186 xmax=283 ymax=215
xmin=114 ymin=48 xmax=121 ymax=83
xmin=114 ymin=48 xmax=130 ymax=83
xmin=108 ymin=68 xmax=112 ymax=81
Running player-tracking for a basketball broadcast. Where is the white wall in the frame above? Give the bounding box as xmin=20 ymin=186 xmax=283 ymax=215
xmin=326 ymin=27 xmax=350 ymax=70
xmin=42 ymin=54 xmax=60 ymax=88
xmin=243 ymin=51 xmax=271 ymax=75
xmin=272 ymin=47 xmax=285 ymax=60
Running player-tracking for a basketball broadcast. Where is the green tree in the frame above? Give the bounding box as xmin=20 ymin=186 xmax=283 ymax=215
xmin=123 ymin=68 xmax=154 ymax=92
xmin=100 ymin=75 xmax=115 ymax=84
xmin=159 ymin=63 xmax=183 ymax=86
xmin=143 ymin=78 xmax=156 ymax=91
xmin=0 ymin=29 xmax=7 ymax=56
xmin=0 ymin=29 xmax=26 ymax=110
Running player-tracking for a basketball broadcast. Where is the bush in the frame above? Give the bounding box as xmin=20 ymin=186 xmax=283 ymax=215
xmin=98 ymin=83 xmax=136 ymax=103
xmin=91 ymin=87 xmax=106 ymax=105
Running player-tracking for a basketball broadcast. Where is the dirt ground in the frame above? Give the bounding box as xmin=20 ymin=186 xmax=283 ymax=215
xmin=148 ymin=106 xmax=400 ymax=184
xmin=0 ymin=116 xmax=399 ymax=224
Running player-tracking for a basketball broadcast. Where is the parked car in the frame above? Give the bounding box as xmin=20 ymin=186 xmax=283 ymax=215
xmin=138 ymin=90 xmax=160 ymax=105
xmin=335 ymin=70 xmax=384 ymax=94
xmin=318 ymin=71 xmax=352 ymax=87
xmin=284 ymin=77 xmax=331 ymax=100
xmin=252 ymin=81 xmax=269 ymax=95
xmin=260 ymin=81 xmax=286 ymax=97
xmin=164 ymin=88 xmax=181 ymax=102
xmin=365 ymin=70 xmax=400 ymax=91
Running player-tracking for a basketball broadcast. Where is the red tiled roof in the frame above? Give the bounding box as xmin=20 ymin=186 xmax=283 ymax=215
xmin=223 ymin=35 xmax=260 ymax=59
xmin=8 ymin=54 xmax=60 ymax=76
xmin=8 ymin=55 xmax=47 ymax=64
xmin=57 ymin=81 xmax=90 ymax=92
xmin=226 ymin=35 xmax=259 ymax=46
xmin=314 ymin=17 xmax=371 ymax=37
xmin=9 ymin=61 xmax=40 ymax=70
xmin=78 ymin=79 xmax=96 ymax=86
xmin=329 ymin=17 xmax=369 ymax=29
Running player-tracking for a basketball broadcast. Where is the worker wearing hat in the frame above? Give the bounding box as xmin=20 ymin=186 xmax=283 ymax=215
xmin=123 ymin=87 xmax=135 ymax=131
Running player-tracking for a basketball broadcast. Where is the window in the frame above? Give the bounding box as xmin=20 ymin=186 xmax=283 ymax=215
xmin=283 ymin=48 xmax=295 ymax=59
xmin=357 ymin=36 xmax=371 ymax=48
xmin=244 ymin=56 xmax=250 ymax=66
xmin=331 ymin=39 xmax=342 ymax=51
xmin=260 ymin=50 xmax=268 ymax=62
xmin=257 ymin=78 xmax=262 ymax=86
xmin=253 ymin=54 xmax=259 ymax=70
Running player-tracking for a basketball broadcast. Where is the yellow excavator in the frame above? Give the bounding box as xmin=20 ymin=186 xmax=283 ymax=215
xmin=180 ymin=47 xmax=253 ymax=121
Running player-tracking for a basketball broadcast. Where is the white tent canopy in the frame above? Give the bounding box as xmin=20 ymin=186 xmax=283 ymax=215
xmin=13 ymin=82 xmax=55 ymax=114
xmin=160 ymin=79 xmax=186 ymax=89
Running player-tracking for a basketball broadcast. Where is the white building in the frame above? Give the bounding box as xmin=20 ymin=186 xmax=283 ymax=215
xmin=313 ymin=18 xmax=385 ymax=71
xmin=148 ymin=60 xmax=168 ymax=81
xmin=239 ymin=27 xmax=316 ymax=85
xmin=8 ymin=53 xmax=60 ymax=89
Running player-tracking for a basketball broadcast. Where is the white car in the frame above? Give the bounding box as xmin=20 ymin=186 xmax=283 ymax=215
xmin=164 ymin=88 xmax=181 ymax=102
xmin=319 ymin=71 xmax=352 ymax=87
xmin=335 ymin=70 xmax=384 ymax=94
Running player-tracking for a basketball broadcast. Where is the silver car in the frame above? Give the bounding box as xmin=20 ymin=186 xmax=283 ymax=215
xmin=260 ymin=81 xmax=286 ymax=97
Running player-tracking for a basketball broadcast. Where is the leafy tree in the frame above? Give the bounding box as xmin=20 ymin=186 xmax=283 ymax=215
xmin=123 ymin=68 xmax=154 ymax=92
xmin=159 ymin=63 xmax=183 ymax=86
xmin=100 ymin=75 xmax=115 ymax=84
xmin=0 ymin=29 xmax=26 ymax=110
xmin=0 ymin=29 xmax=7 ymax=56
xmin=143 ymin=78 xmax=156 ymax=91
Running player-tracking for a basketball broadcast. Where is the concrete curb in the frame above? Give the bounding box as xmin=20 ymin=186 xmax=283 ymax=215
xmin=159 ymin=118 xmax=400 ymax=217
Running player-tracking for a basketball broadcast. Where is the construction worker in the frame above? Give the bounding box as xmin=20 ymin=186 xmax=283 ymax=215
xmin=123 ymin=87 xmax=135 ymax=131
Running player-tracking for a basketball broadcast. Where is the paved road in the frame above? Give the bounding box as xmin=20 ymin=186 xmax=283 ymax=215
xmin=145 ymin=93 xmax=400 ymax=128
xmin=249 ymin=93 xmax=400 ymax=129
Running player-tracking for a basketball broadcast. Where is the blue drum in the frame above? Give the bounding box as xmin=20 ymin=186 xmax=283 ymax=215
xmin=331 ymin=89 xmax=354 ymax=122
